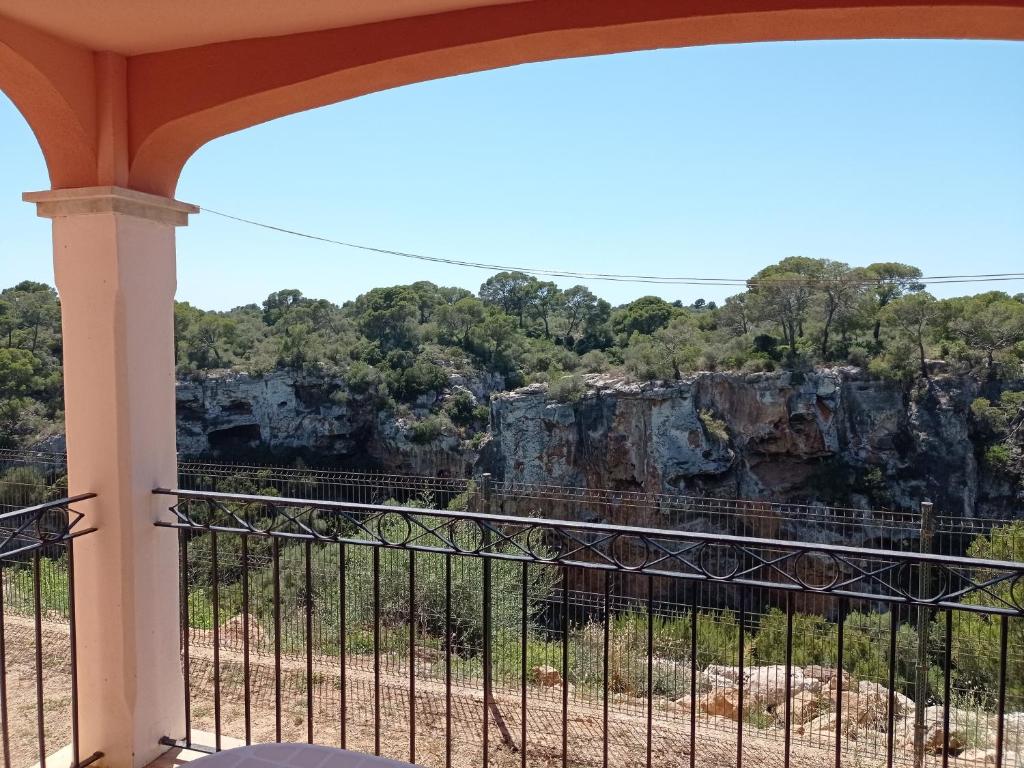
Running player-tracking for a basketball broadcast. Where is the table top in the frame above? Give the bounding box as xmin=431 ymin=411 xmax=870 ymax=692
xmin=188 ymin=744 xmax=416 ymax=768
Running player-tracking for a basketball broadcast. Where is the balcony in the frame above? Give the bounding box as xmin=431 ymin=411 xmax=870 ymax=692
xmin=2 ymin=4 xmax=1023 ymax=768
xmin=2 ymin=458 xmax=1021 ymax=768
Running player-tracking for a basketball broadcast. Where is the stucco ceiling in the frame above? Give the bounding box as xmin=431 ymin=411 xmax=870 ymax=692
xmin=0 ymin=0 xmax=530 ymax=55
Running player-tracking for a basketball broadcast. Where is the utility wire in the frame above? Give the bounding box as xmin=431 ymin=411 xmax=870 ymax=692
xmin=201 ymin=207 xmax=1024 ymax=288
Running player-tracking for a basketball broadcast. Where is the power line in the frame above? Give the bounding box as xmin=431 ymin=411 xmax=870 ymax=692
xmin=200 ymin=207 xmax=1024 ymax=289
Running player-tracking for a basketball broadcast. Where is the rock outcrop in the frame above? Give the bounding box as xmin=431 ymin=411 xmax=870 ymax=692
xmin=484 ymin=369 xmax=1023 ymax=528
xmin=175 ymin=370 xmax=485 ymax=477
xmin=170 ymin=367 xmax=1021 ymax=527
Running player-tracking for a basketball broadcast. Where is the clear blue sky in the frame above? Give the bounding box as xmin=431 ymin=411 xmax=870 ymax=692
xmin=1 ymin=39 xmax=1022 ymax=310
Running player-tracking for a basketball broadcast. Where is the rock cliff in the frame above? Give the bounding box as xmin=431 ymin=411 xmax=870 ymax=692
xmin=482 ymin=369 xmax=1023 ymax=522
xmin=173 ymin=368 xmax=1022 ymax=524
xmin=175 ymin=370 xmax=481 ymax=476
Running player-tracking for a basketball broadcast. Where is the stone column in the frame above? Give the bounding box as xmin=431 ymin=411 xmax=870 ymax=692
xmin=23 ymin=187 xmax=198 ymax=768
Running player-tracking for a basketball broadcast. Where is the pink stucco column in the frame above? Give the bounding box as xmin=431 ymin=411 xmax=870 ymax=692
xmin=23 ymin=187 xmax=198 ymax=768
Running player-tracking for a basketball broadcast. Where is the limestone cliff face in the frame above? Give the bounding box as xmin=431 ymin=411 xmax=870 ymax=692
xmin=173 ymin=368 xmax=1022 ymax=524
xmin=175 ymin=370 xmax=481 ymax=477
xmin=483 ymin=369 xmax=1023 ymax=522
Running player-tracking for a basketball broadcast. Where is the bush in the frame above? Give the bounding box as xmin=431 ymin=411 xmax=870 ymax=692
xmin=698 ymin=409 xmax=729 ymax=442
xmin=344 ymin=360 xmax=384 ymax=395
xmin=2 ymin=555 xmax=70 ymax=618
xmin=394 ymin=359 xmax=448 ymax=400
xmin=578 ymin=350 xmax=610 ymax=373
xmin=409 ymin=413 xmax=453 ymax=444
xmin=569 ymin=609 xmax=744 ymax=699
xmin=443 ymin=391 xmax=480 ymax=427
xmin=241 ymin=516 xmax=557 ymax=656
xmin=0 ymin=465 xmax=52 ymax=507
xmin=983 ymin=444 xmax=1014 ymax=474
xmin=548 ymin=374 xmax=587 ymax=403
xmin=752 ymin=609 xmax=836 ymax=667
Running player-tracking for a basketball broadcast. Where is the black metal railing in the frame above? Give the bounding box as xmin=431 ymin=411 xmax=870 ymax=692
xmin=0 ymin=495 xmax=100 ymax=768
xmin=155 ymin=487 xmax=1024 ymax=768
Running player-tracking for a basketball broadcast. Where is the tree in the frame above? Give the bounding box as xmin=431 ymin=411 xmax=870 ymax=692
xmin=408 ymin=281 xmax=444 ymax=324
xmin=525 ymin=281 xmax=560 ymax=338
xmin=174 ymin=302 xmax=203 ymax=366
xmin=560 ymin=285 xmax=602 ymax=341
xmin=192 ymin=315 xmax=237 ymax=367
xmin=5 ymin=282 xmax=59 ymax=352
xmin=437 ymin=297 xmax=485 ymax=347
xmin=622 ymin=316 xmax=697 ymax=380
xmin=612 ymin=296 xmax=676 ymax=338
xmin=479 ymin=272 xmax=540 ymax=328
xmin=865 ymin=263 xmax=924 ymax=342
xmin=950 ymin=294 xmax=1024 ymax=374
xmin=816 ymin=261 xmax=868 ymax=360
xmin=719 ymin=294 xmax=751 ymax=336
xmin=879 ymin=292 xmax=939 ymax=378
xmin=0 ymin=347 xmax=41 ymax=395
xmin=261 ymin=289 xmax=306 ymax=325
xmin=350 ymin=286 xmax=420 ymax=351
xmin=0 ymin=299 xmax=14 ymax=347
xmin=748 ymin=271 xmax=812 ymax=350
xmin=470 ymin=312 xmax=518 ymax=369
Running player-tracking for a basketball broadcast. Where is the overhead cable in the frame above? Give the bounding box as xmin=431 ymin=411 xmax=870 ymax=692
xmin=200 ymin=207 xmax=1024 ymax=288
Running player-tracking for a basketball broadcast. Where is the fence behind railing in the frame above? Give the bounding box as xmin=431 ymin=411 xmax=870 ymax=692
xmin=154 ymin=486 xmax=1024 ymax=768
xmin=4 ymin=449 xmax=1020 ymax=560
xmin=3 ymin=448 xmax=1022 ymax=612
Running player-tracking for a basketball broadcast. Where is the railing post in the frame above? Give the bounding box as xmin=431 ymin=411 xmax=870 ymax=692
xmin=481 ymin=473 xmax=493 ymax=762
xmin=914 ymin=500 xmax=936 ymax=768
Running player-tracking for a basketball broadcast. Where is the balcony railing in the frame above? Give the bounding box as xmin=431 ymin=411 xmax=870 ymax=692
xmin=0 ymin=495 xmax=99 ymax=768
xmin=153 ymin=487 xmax=1024 ymax=768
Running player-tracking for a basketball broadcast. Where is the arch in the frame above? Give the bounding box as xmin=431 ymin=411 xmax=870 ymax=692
xmin=0 ymin=16 xmax=96 ymax=189
xmin=126 ymin=0 xmax=1024 ymax=197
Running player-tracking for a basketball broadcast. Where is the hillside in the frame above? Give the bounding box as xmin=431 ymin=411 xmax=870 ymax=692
xmin=2 ymin=258 xmax=1023 ymax=515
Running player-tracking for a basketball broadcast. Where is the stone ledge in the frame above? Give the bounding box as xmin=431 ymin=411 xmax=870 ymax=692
xmin=23 ymin=186 xmax=198 ymax=227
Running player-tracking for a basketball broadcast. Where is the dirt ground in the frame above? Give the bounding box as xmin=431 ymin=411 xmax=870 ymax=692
xmin=0 ymin=617 xmax=927 ymax=768
xmin=182 ymin=637 xmax=891 ymax=768
xmin=0 ymin=616 xmax=75 ymax=768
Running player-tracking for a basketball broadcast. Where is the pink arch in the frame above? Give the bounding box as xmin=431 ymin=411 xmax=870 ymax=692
xmin=0 ymin=17 xmax=96 ymax=189
xmin=4 ymin=1 xmax=1023 ymax=196
xmin=125 ymin=0 xmax=1024 ymax=196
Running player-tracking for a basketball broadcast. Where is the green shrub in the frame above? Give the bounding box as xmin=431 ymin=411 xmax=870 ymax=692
xmin=409 ymin=413 xmax=453 ymax=444
xmin=698 ymin=409 xmax=729 ymax=442
xmin=343 ymin=360 xmax=384 ymax=394
xmin=2 ymin=555 xmax=70 ymax=618
xmin=548 ymin=374 xmax=587 ymax=404
xmin=751 ymin=609 xmax=836 ymax=667
xmin=0 ymin=465 xmax=52 ymax=507
xmin=982 ymin=444 xmax=1015 ymax=474
xmin=199 ymin=514 xmax=561 ymax=659
xmin=441 ymin=391 xmax=488 ymax=430
xmin=578 ymin=350 xmax=610 ymax=373
xmin=394 ymin=359 xmax=448 ymax=400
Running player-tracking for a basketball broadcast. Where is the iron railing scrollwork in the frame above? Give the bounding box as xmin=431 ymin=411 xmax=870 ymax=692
xmin=155 ymin=488 xmax=1024 ymax=615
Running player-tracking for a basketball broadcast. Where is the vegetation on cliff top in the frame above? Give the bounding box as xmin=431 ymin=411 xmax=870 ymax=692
xmin=2 ymin=257 xmax=1023 ymax=449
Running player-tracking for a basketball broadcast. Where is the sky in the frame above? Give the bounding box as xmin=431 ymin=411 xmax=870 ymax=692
xmin=0 ymin=39 xmax=1022 ymax=310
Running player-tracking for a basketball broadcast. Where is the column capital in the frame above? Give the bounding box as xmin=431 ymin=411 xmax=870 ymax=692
xmin=23 ymin=185 xmax=198 ymax=227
